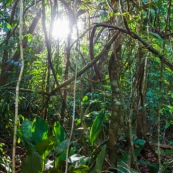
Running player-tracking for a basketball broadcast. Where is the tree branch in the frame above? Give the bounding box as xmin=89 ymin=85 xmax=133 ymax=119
xmin=50 ymin=22 xmax=173 ymax=96
xmin=93 ymin=23 xmax=173 ymax=70
xmin=89 ymin=25 xmax=102 ymax=80
xmin=50 ymin=33 xmax=120 ymax=95
xmin=1 ymin=87 xmax=50 ymax=96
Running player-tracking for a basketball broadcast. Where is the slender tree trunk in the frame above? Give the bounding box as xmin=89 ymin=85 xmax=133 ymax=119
xmin=136 ymin=46 xmax=147 ymax=138
xmin=12 ymin=0 xmax=24 ymax=172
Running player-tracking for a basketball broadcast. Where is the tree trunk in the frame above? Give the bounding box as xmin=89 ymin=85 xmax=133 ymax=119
xmin=108 ymin=33 xmax=122 ymax=170
xmin=136 ymin=47 xmax=147 ymax=138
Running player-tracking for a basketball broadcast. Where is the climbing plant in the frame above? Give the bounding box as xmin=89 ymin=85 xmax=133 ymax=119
xmin=0 ymin=0 xmax=173 ymax=172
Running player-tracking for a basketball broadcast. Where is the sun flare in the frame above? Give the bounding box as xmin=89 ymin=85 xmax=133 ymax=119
xmin=52 ymin=17 xmax=84 ymax=41
xmin=52 ymin=17 xmax=70 ymax=40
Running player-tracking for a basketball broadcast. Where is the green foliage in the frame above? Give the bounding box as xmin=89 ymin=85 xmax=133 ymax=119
xmin=36 ymin=137 xmax=54 ymax=156
xmin=32 ymin=117 xmax=49 ymax=145
xmin=90 ymin=145 xmax=106 ymax=173
xmin=20 ymin=119 xmax=32 ymax=142
xmin=21 ymin=153 xmax=43 ymax=173
xmin=18 ymin=117 xmax=67 ymax=172
xmin=1 ymin=0 xmax=173 ymax=172
xmin=90 ymin=112 xmax=105 ymax=146
xmin=53 ymin=121 xmax=65 ymax=144
xmin=18 ymin=115 xmax=109 ymax=172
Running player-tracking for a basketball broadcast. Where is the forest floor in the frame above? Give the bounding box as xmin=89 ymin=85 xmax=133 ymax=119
xmin=1 ymin=134 xmax=173 ymax=173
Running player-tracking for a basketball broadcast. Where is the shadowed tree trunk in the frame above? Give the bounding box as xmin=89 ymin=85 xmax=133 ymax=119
xmin=108 ymin=33 xmax=123 ymax=171
xmin=59 ymin=0 xmax=76 ymax=124
xmin=136 ymin=46 xmax=147 ymax=138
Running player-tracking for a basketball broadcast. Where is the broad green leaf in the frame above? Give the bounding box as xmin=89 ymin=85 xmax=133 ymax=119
xmin=21 ymin=153 xmax=43 ymax=173
xmin=21 ymin=119 xmax=32 ymax=141
xmin=55 ymin=150 xmax=66 ymax=168
xmin=90 ymin=113 xmax=105 ymax=145
xmin=90 ymin=145 xmax=106 ymax=173
xmin=52 ymin=121 xmax=65 ymax=144
xmin=32 ymin=117 xmax=49 ymax=145
xmin=82 ymin=95 xmax=89 ymax=102
xmin=55 ymin=139 xmax=68 ymax=155
xmin=36 ymin=137 xmax=55 ymax=156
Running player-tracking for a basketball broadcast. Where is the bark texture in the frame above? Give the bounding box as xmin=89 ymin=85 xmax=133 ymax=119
xmin=108 ymin=33 xmax=123 ymax=170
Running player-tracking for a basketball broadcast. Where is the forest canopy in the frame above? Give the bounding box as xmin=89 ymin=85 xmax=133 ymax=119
xmin=0 ymin=0 xmax=173 ymax=172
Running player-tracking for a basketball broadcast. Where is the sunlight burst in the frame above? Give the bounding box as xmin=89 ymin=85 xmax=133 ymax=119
xmin=52 ymin=17 xmax=70 ymax=40
xmin=52 ymin=17 xmax=84 ymax=41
